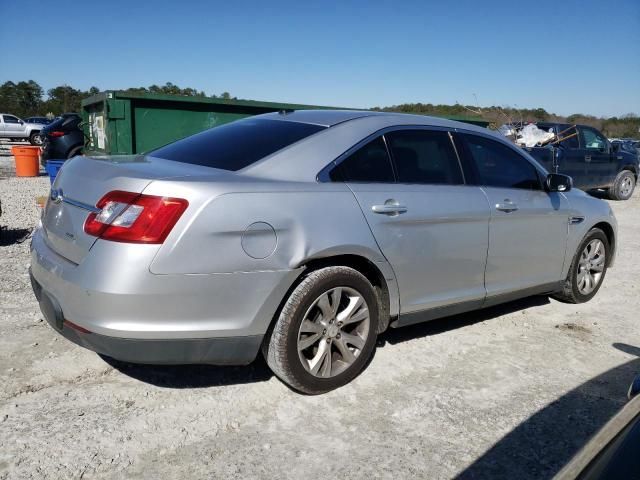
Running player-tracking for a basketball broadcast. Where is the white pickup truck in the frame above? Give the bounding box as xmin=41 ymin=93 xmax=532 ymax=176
xmin=0 ymin=114 xmax=44 ymax=145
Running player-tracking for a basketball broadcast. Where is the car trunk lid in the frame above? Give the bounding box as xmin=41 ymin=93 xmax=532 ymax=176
xmin=41 ymin=154 xmax=214 ymax=264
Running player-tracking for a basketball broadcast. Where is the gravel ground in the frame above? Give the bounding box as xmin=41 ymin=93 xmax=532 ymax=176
xmin=1 ymin=148 xmax=639 ymax=479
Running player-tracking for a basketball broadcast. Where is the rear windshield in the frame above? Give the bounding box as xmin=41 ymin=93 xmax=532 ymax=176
xmin=46 ymin=115 xmax=80 ymax=130
xmin=150 ymin=118 xmax=326 ymax=171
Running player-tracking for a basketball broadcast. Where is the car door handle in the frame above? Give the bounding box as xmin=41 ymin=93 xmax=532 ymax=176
xmin=372 ymin=202 xmax=408 ymax=215
xmin=585 ymin=155 xmax=592 ymax=163
xmin=495 ymin=200 xmax=518 ymax=213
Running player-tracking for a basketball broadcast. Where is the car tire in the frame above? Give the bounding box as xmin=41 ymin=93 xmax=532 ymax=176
xmin=552 ymin=228 xmax=609 ymax=304
xmin=609 ymin=170 xmax=636 ymax=200
xmin=29 ymin=132 xmax=42 ymax=146
xmin=264 ymin=266 xmax=379 ymax=394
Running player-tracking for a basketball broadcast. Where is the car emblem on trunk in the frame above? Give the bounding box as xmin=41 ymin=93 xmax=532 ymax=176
xmin=50 ymin=189 xmax=63 ymax=204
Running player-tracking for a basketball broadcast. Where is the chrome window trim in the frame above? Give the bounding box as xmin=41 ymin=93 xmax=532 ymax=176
xmin=317 ymin=125 xmax=467 ymax=185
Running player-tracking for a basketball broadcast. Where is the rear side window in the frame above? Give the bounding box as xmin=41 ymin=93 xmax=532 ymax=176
xmin=46 ymin=116 xmax=80 ymax=130
xmin=461 ymin=134 xmax=541 ymax=190
xmin=330 ymin=136 xmax=394 ymax=183
xmin=150 ymin=119 xmax=325 ymax=171
xmin=386 ymin=130 xmax=463 ymax=185
xmin=557 ymin=125 xmax=579 ymax=149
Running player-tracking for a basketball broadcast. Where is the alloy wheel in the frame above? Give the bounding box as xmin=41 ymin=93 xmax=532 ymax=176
xmin=620 ymin=176 xmax=634 ymax=198
xmin=577 ymin=239 xmax=606 ymax=295
xmin=297 ymin=287 xmax=370 ymax=378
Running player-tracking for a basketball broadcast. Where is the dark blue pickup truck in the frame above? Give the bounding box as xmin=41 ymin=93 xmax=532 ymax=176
xmin=523 ymin=123 xmax=639 ymax=200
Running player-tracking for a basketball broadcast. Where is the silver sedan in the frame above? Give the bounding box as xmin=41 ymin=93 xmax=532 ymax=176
xmin=30 ymin=110 xmax=617 ymax=393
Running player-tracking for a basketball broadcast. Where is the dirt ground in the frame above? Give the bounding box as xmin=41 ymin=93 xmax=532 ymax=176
xmin=1 ymin=147 xmax=639 ymax=479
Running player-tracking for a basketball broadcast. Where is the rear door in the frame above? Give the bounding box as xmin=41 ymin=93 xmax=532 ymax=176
xmin=456 ymin=132 xmax=570 ymax=300
xmin=331 ymin=129 xmax=490 ymax=317
xmin=553 ymin=124 xmax=588 ymax=187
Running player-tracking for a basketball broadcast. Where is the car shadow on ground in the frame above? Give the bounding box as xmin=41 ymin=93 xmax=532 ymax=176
xmin=456 ymin=343 xmax=640 ymax=480
xmin=101 ymin=298 xmax=639 ymax=477
xmin=0 ymin=227 xmax=32 ymax=246
xmin=100 ymin=354 xmax=275 ymax=389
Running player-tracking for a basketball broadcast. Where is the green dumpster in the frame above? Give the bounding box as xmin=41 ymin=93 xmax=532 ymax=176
xmin=81 ymin=91 xmax=338 ymax=156
xmin=81 ymin=91 xmax=490 ymax=156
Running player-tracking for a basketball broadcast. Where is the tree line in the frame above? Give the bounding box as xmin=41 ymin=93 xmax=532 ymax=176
xmin=1 ymin=80 xmax=638 ymax=138
xmin=374 ymin=103 xmax=639 ymax=138
xmin=0 ymin=81 xmax=235 ymax=119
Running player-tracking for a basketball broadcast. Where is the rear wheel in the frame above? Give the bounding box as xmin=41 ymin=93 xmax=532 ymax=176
xmin=552 ymin=228 xmax=609 ymax=304
xmin=264 ymin=266 xmax=379 ymax=394
xmin=609 ymin=170 xmax=635 ymax=200
xmin=29 ymin=132 xmax=42 ymax=146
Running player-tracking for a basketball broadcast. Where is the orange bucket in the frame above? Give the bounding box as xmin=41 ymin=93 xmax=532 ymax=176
xmin=11 ymin=146 xmax=41 ymax=177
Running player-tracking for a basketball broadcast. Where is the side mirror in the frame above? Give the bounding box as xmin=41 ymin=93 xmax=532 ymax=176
xmin=611 ymin=143 xmax=620 ymax=153
xmin=547 ymin=173 xmax=572 ymax=192
xmin=19 ymin=120 xmax=24 ymax=125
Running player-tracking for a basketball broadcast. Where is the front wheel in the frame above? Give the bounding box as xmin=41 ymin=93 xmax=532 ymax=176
xmin=609 ymin=170 xmax=636 ymax=200
xmin=264 ymin=266 xmax=379 ymax=394
xmin=552 ymin=228 xmax=609 ymax=304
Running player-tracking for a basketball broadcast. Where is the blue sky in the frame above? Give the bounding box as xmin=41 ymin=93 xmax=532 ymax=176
xmin=1 ymin=0 xmax=638 ymax=117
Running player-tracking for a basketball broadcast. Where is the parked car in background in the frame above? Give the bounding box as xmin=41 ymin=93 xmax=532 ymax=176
xmin=40 ymin=113 xmax=85 ymax=163
xmin=30 ymin=110 xmax=617 ymax=394
xmin=611 ymin=139 xmax=639 ymax=155
xmin=0 ymin=114 xmax=44 ymax=145
xmin=24 ymin=116 xmax=52 ymax=125
xmin=522 ymin=123 xmax=639 ymax=200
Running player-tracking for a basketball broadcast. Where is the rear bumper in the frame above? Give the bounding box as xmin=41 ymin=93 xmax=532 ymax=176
xmin=29 ymin=228 xmax=301 ymax=365
xmin=30 ymin=268 xmax=263 ymax=365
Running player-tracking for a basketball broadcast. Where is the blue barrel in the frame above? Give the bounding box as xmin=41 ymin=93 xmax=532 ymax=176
xmin=45 ymin=160 xmax=65 ymax=184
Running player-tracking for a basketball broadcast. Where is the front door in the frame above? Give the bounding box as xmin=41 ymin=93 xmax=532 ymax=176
xmin=2 ymin=115 xmax=24 ymax=136
xmin=330 ymin=129 xmax=490 ymax=316
xmin=579 ymin=126 xmax=616 ymax=189
xmin=457 ymin=132 xmax=570 ymax=299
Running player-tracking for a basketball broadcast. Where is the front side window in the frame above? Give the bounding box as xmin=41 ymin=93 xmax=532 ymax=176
xmin=385 ymin=130 xmax=463 ymax=185
xmin=461 ymin=134 xmax=541 ymax=190
xmin=330 ymin=136 xmax=394 ymax=183
xmin=151 ymin=119 xmax=326 ymax=171
xmin=3 ymin=115 xmax=19 ymax=124
xmin=579 ymin=127 xmax=607 ymax=150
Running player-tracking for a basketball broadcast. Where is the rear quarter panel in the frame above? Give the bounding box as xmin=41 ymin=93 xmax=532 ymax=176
xmin=146 ymin=180 xmax=389 ymax=275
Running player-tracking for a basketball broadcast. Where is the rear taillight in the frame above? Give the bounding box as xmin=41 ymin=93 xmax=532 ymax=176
xmin=84 ymin=190 xmax=188 ymax=244
xmin=48 ymin=131 xmax=66 ymax=137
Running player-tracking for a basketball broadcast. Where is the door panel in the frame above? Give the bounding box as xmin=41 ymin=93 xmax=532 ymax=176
xmin=481 ymin=187 xmax=569 ymax=296
xmin=2 ymin=115 xmax=23 ymax=136
xmin=349 ymin=184 xmax=490 ymax=313
xmin=456 ymin=131 xmax=570 ymax=299
xmin=579 ymin=127 xmax=616 ymax=188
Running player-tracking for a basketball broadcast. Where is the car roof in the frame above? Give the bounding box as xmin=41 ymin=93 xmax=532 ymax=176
xmin=259 ymin=109 xmax=482 ymax=130
xmin=243 ymin=110 xmax=510 ymax=181
xmin=259 ymin=109 xmax=382 ymax=127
